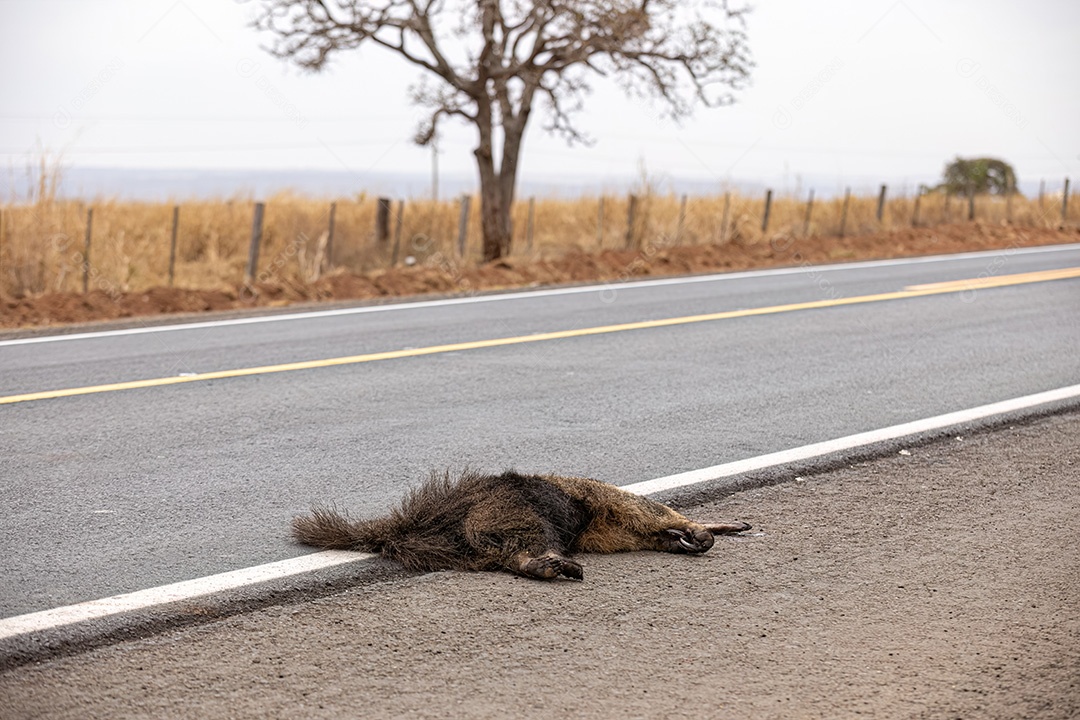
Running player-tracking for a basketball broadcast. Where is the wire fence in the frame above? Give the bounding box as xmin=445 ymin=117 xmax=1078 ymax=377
xmin=0 ymin=179 xmax=1073 ymax=299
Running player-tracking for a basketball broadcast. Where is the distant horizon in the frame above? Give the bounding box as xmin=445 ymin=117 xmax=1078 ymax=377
xmin=3 ymin=163 xmax=1067 ymax=204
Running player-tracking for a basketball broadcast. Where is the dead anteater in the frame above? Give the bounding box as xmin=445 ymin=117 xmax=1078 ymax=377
xmin=292 ymin=470 xmax=750 ymax=580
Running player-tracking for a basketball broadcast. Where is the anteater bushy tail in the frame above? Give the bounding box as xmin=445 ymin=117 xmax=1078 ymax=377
xmin=291 ymin=507 xmax=390 ymax=552
xmin=291 ymin=491 xmax=473 ymax=573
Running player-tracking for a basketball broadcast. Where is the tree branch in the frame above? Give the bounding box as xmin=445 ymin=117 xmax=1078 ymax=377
xmin=248 ymin=0 xmax=754 ymax=260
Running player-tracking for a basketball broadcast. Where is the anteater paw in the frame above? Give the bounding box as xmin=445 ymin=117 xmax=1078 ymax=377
xmin=521 ymin=554 xmax=583 ymax=581
xmin=663 ymin=527 xmax=716 ymax=554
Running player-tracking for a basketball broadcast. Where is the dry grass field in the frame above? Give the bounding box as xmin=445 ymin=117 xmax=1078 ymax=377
xmin=1 ymin=161 xmax=1076 ymax=328
xmin=2 ymin=168 xmax=1074 ymax=301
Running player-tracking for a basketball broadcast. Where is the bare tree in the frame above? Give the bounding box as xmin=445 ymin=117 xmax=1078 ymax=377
xmin=250 ymin=0 xmax=753 ymax=261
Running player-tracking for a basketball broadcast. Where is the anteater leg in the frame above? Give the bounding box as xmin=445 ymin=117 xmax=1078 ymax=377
xmin=512 ymin=551 xmax=584 ymax=581
xmin=463 ymin=508 xmax=583 ymax=581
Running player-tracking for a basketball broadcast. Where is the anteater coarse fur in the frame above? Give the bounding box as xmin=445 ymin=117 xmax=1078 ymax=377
xmin=292 ymin=470 xmax=750 ymax=580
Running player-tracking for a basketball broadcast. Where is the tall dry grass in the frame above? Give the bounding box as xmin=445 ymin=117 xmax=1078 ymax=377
xmin=1 ymin=162 xmax=1075 ymax=298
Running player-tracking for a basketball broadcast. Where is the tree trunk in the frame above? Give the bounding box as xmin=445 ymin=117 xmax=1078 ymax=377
xmin=473 ymin=94 xmax=504 ymax=263
xmin=476 ymin=147 xmax=516 ymax=264
xmin=474 ymin=85 xmax=532 ymax=263
xmin=477 ymin=177 xmax=507 ymax=263
xmin=495 ymin=112 xmax=529 ymax=259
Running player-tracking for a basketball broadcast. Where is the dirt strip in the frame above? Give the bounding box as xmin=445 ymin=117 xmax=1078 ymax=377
xmin=3 ymin=223 xmax=1077 ymax=329
xmin=2 ymin=412 xmax=1078 ymax=719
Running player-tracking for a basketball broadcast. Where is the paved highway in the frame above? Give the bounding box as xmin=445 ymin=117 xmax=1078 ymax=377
xmin=1 ymin=245 xmax=1078 ymax=618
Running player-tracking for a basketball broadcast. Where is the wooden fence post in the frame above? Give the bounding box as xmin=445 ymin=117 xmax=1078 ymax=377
xmin=967 ymin=186 xmax=976 ymax=221
xmin=876 ymin=184 xmax=887 ymax=223
xmin=838 ymin=187 xmax=851 ymax=237
xmin=245 ymin=202 xmax=265 ymax=283
xmin=802 ymin=189 xmax=815 ymax=237
xmin=525 ymin=197 xmax=536 ymax=251
xmin=391 ymin=200 xmax=405 ymax=264
xmin=168 ymin=205 xmax=179 ymax=287
xmin=675 ymin=194 xmax=688 ymax=244
xmin=1063 ymin=177 xmax=1071 ymax=225
xmin=457 ymin=195 xmax=471 ymax=258
xmin=761 ymin=189 xmax=773 ymax=233
xmin=1038 ymin=179 xmax=1045 ymax=207
xmin=325 ymin=201 xmax=337 ymax=270
xmin=376 ymin=197 xmax=391 ymax=245
xmin=82 ymin=207 xmax=93 ymax=294
xmin=912 ymin=186 xmax=922 ymax=228
xmin=720 ymin=191 xmax=731 ymax=243
xmin=625 ymin=194 xmax=639 ymax=249
xmin=597 ymin=197 xmax=605 ymax=248
xmin=1005 ymin=190 xmax=1013 ymax=223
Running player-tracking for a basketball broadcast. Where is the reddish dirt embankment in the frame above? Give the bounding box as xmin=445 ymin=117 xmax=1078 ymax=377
xmin=2 ymin=222 xmax=1076 ymax=329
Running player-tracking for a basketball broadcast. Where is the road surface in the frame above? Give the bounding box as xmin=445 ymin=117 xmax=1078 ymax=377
xmin=2 ymin=408 xmax=1077 ymax=719
xmin=1 ymin=244 xmax=1078 ymax=620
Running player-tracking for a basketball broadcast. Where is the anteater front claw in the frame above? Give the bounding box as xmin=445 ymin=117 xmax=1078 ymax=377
xmin=559 ymin=560 xmax=584 ymax=581
xmin=664 ymin=527 xmax=714 ymax=554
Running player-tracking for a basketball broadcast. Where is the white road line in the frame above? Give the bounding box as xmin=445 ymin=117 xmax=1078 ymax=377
xmin=2 ymin=243 xmax=1076 ymax=348
xmin=625 ymin=383 xmax=1080 ymax=496
xmin=0 ymin=550 xmax=374 ymax=642
xmin=2 ymin=382 xmax=1078 ymax=641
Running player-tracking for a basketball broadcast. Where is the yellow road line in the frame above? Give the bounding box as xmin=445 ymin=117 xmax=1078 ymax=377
xmin=3 ymin=267 xmax=1078 ymax=406
xmin=904 ymin=266 xmax=1080 ymax=292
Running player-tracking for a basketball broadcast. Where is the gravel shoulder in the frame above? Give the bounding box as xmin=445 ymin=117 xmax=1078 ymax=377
xmin=2 ymin=412 xmax=1078 ymax=719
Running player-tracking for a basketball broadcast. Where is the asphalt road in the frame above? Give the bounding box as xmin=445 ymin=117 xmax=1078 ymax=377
xmin=1 ymin=244 xmax=1078 ymax=619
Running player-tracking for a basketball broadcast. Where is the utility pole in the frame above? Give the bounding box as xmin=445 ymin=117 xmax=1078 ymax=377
xmin=431 ymin=142 xmax=439 ymax=202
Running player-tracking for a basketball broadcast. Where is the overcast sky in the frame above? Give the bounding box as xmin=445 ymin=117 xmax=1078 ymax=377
xmin=1 ymin=0 xmax=1077 ymax=197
